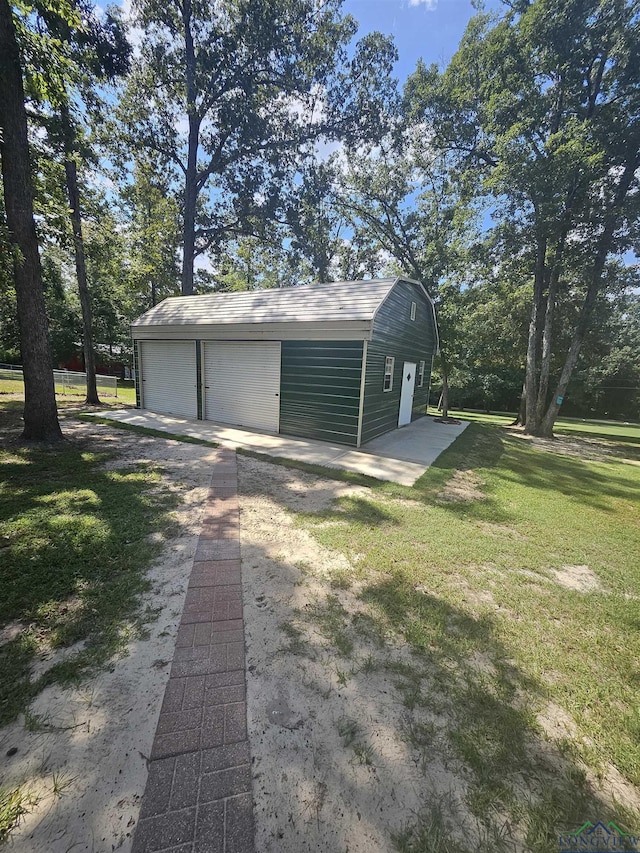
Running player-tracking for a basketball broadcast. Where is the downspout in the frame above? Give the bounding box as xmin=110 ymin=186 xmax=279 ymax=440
xmin=356 ymin=340 xmax=368 ymax=448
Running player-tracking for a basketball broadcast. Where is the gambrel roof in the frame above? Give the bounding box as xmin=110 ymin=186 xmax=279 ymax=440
xmin=132 ymin=277 xmax=437 ymax=346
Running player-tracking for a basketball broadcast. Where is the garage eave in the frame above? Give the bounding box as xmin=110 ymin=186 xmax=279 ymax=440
xmin=130 ymin=320 xmax=373 ymax=342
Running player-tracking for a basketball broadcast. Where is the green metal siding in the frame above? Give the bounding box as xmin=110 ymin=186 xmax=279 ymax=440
xmin=361 ymin=281 xmax=437 ymax=444
xmin=280 ymin=341 xmax=363 ymax=446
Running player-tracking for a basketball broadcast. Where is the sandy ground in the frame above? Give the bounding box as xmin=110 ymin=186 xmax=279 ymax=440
xmin=238 ymin=455 xmax=471 ymax=853
xmin=1 ymin=418 xmax=218 ymax=852
xmin=508 ymin=426 xmax=638 ymax=464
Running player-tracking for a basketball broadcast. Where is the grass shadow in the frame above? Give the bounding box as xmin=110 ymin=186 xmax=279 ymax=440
xmin=262 ymin=538 xmax=637 ymax=852
xmin=412 ymin=423 xmax=639 ymax=517
xmin=238 ymin=433 xmax=640 ymax=851
xmin=297 ymin=495 xmax=400 ymax=529
xmin=497 ymin=438 xmax=640 ymax=512
xmin=76 ymin=414 xmax=219 ymax=449
xmin=0 ymin=398 xmax=25 ymax=434
xmin=0 ymin=435 xmax=179 ymax=726
xmin=554 ymin=425 xmax=640 ymax=447
xmin=358 ymin=575 xmax=635 ymax=851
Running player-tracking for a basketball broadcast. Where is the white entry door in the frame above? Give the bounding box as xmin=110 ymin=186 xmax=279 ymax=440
xmin=203 ymin=341 xmax=281 ymax=432
xmin=398 ymin=362 xmax=416 ymax=427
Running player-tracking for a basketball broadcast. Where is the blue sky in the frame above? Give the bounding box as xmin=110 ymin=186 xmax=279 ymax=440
xmin=343 ymin=0 xmax=502 ymax=85
xmin=113 ymin=0 xmax=637 ymax=268
xmin=342 ymin=0 xmax=637 ymax=268
xmin=118 ymin=0 xmax=498 ymax=84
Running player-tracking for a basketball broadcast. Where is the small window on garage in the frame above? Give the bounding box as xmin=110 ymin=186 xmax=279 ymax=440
xmin=383 ymin=356 xmax=394 ymax=392
xmin=418 ymin=360 xmax=425 ymax=387
xmin=410 ymin=301 xmax=417 ymax=320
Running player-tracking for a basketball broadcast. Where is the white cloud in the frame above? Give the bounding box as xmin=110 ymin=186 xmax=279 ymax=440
xmin=119 ymin=0 xmax=144 ymax=54
xmin=194 ymin=255 xmax=214 ymax=273
xmin=271 ymin=87 xmax=328 ymax=127
xmin=315 ymin=138 xmax=345 ymax=164
xmin=409 ymin=0 xmax=437 ymax=9
xmin=174 ymin=116 xmax=190 ymax=137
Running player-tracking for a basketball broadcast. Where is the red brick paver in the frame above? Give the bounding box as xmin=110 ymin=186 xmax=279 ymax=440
xmin=133 ymin=450 xmax=254 ymax=853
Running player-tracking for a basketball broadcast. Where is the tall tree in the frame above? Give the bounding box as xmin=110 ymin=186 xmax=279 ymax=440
xmin=60 ymin=109 xmax=102 ymax=401
xmin=337 ymin=134 xmax=477 ymax=418
xmin=41 ymin=246 xmax=83 ymax=366
xmin=117 ymin=0 xmax=397 ymax=295
xmin=82 ymin=198 xmax=131 ymax=356
xmin=584 ymin=287 xmax=640 ymax=419
xmin=0 ymin=0 xmax=62 ymax=440
xmin=407 ymin=0 xmax=640 ymax=436
xmin=215 ymin=234 xmax=298 ymax=291
xmin=334 ymin=235 xmax=385 ymax=282
xmin=438 ymin=238 xmax=531 ymax=414
xmin=120 ymin=161 xmax=181 ymax=311
xmin=286 ymin=159 xmax=345 ymax=282
xmin=40 ymin=3 xmax=130 ymax=403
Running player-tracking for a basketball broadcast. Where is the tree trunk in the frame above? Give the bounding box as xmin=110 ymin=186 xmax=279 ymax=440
xmin=539 ymin=264 xmax=601 ymax=437
xmin=534 ymin=218 xmax=573 ymax=427
xmin=0 ymin=0 xmax=62 ymax=441
xmin=147 ymin=198 xmax=158 ymax=307
xmin=511 ymin=383 xmax=526 ymax=426
xmin=539 ymin=150 xmax=640 ymax=437
xmin=317 ymin=255 xmax=328 ymax=284
xmin=535 ymin=263 xmax=560 ymax=424
xmin=182 ymin=161 xmax=197 ymax=295
xmin=62 ymin=109 xmax=100 ymax=405
xmin=524 ymin=234 xmax=546 ymax=434
xmin=180 ymin=0 xmax=198 ymax=296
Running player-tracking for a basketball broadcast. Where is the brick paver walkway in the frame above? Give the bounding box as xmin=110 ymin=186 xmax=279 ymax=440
xmin=132 ymin=449 xmax=254 ymax=853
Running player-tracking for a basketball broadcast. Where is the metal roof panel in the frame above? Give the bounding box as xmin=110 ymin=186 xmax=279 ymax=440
xmin=131 ymin=279 xmax=398 ymax=328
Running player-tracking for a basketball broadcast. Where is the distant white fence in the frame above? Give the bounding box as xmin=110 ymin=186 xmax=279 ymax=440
xmin=0 ymin=364 xmax=118 ymax=398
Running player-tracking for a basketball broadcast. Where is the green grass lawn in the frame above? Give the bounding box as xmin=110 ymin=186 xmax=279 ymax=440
xmin=431 ymin=406 xmax=640 ymax=445
xmin=2 ymin=389 xmax=638 ymax=849
xmin=290 ymin=419 xmax=640 ymax=850
xmin=0 ymin=396 xmax=182 ymax=839
xmin=0 ymin=398 xmax=177 ymax=728
xmin=0 ymin=375 xmax=136 ymax=405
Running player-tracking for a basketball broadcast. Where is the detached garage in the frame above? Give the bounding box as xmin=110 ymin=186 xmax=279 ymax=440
xmin=131 ymin=277 xmax=439 ymax=447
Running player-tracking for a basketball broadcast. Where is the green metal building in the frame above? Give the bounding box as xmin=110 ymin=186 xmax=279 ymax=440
xmin=131 ymin=277 xmax=439 ymax=447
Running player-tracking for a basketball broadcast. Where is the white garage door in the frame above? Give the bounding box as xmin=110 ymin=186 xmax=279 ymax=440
xmin=203 ymin=341 xmax=281 ymax=432
xmin=140 ymin=341 xmax=197 ymax=418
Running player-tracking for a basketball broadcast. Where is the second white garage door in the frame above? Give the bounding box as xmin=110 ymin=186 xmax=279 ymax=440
xmin=203 ymin=341 xmax=281 ymax=432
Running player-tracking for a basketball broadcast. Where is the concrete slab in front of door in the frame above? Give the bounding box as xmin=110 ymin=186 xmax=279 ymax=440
xmin=92 ymin=410 xmax=468 ymax=487
xmin=363 ymin=416 xmax=469 ymax=468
